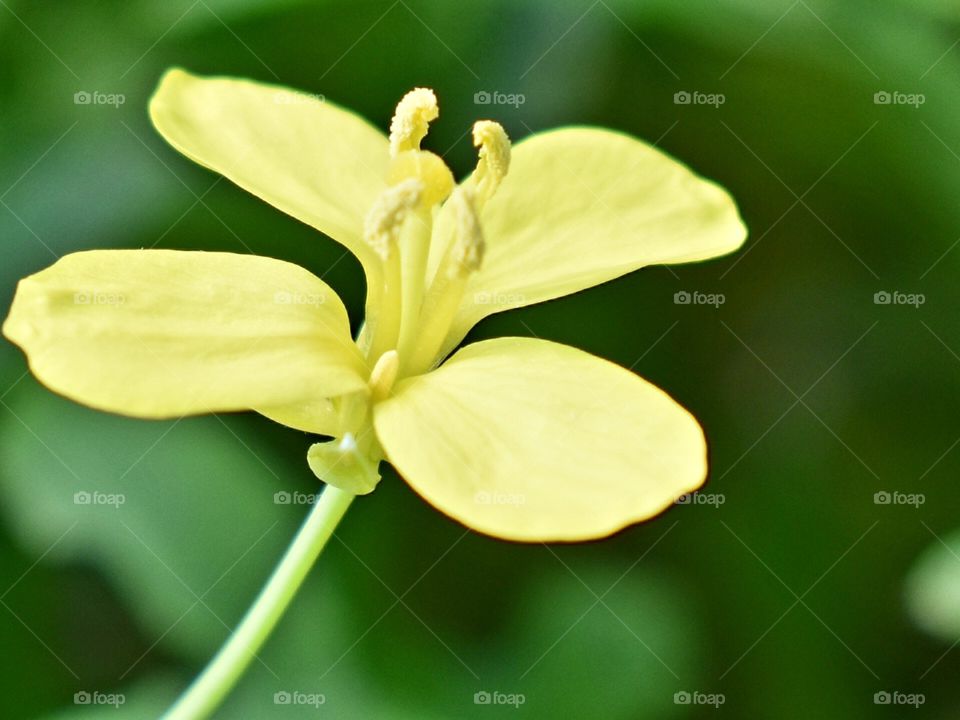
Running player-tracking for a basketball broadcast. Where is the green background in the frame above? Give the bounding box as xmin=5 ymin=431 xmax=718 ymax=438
xmin=1 ymin=0 xmax=959 ymax=717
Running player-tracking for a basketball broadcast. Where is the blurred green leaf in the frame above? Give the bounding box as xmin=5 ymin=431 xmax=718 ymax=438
xmin=40 ymin=676 xmax=179 ymax=720
xmin=0 ymin=379 xmax=309 ymax=661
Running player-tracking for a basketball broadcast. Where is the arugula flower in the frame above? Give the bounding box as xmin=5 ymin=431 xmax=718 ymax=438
xmin=3 ymin=69 xmax=745 ymax=542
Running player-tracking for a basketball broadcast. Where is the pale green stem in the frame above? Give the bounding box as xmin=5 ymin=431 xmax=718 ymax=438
xmin=162 ymin=486 xmax=355 ymax=720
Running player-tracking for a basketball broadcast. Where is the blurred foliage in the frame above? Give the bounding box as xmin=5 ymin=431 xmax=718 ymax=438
xmin=907 ymin=529 xmax=960 ymax=642
xmin=1 ymin=0 xmax=959 ymax=717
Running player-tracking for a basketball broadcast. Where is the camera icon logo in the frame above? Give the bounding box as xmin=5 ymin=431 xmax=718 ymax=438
xmin=873 ymin=91 xmax=891 ymax=105
xmin=74 ymin=91 xmax=92 ymax=105
xmin=674 ymin=290 xmax=691 ymax=305
xmin=474 ymin=691 xmax=491 ymax=704
xmin=274 ymin=691 xmax=291 ymax=705
xmin=74 ymin=691 xmax=91 ymax=704
xmin=873 ymin=491 xmax=891 ymax=505
xmin=474 ymin=91 xmax=491 ymax=105
xmin=674 ymin=691 xmax=692 ymax=704
xmin=673 ymin=91 xmax=691 ymax=105
xmin=74 ymin=491 xmax=91 ymax=505
xmin=274 ymin=491 xmax=291 ymax=505
xmin=873 ymin=291 xmax=891 ymax=305
xmin=873 ymin=691 xmax=891 ymax=704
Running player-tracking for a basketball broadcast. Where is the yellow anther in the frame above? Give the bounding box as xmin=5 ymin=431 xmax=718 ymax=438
xmin=368 ymin=349 xmax=399 ymax=401
xmin=472 ymin=120 xmax=511 ymax=203
xmin=364 ymin=179 xmax=423 ymax=259
xmin=448 ymin=187 xmax=484 ymax=277
xmin=389 ymin=88 xmax=439 ymax=157
xmin=389 ymin=150 xmax=455 ymax=208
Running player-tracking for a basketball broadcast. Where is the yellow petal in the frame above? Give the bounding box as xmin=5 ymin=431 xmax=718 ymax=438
xmin=149 ymin=68 xmax=389 ymax=286
xmin=2 ymin=250 xmax=367 ymax=419
xmin=374 ymin=337 xmax=706 ymax=542
xmin=431 ymin=127 xmax=747 ymax=356
xmin=257 ymin=398 xmax=340 ymax=436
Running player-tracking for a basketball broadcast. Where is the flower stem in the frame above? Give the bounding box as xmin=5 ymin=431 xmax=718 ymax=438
xmin=162 ymin=486 xmax=355 ymax=720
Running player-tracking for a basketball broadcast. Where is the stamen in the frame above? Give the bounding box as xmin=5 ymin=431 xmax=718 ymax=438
xmin=363 ymin=179 xmax=423 ymax=259
xmin=401 ymin=187 xmax=484 ymax=376
xmin=472 ymin=120 xmax=511 ymax=206
xmin=447 ymin=186 xmax=485 ymax=277
xmin=368 ymin=350 xmax=399 ymax=401
xmin=363 ymin=180 xmax=421 ymax=361
xmin=389 ymin=88 xmax=439 ymax=157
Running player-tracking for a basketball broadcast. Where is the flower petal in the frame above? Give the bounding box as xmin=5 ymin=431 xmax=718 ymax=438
xmin=149 ymin=68 xmax=389 ymax=283
xmin=433 ymin=127 xmax=746 ymax=356
xmin=2 ymin=250 xmax=367 ymax=419
xmin=257 ymin=398 xmax=341 ymax=436
xmin=374 ymin=337 xmax=706 ymax=542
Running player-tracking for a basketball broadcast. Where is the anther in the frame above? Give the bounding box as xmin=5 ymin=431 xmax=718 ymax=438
xmin=448 ymin=186 xmax=484 ymax=277
xmin=472 ymin=120 xmax=511 ymax=205
xmin=389 ymin=88 xmax=439 ymax=157
xmin=368 ymin=350 xmax=399 ymax=401
xmin=363 ymin=179 xmax=423 ymax=259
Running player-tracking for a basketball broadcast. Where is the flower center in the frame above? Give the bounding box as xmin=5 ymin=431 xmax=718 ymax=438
xmin=321 ymin=91 xmax=511 ymax=495
xmin=359 ymin=88 xmax=512 ymax=383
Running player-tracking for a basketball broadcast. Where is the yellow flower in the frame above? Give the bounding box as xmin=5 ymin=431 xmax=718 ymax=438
xmin=2 ymin=69 xmax=746 ymax=542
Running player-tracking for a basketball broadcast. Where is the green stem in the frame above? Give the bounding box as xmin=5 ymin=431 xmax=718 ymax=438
xmin=162 ymin=486 xmax=355 ymax=720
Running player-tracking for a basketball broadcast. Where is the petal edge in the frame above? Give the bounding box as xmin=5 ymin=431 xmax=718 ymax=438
xmin=374 ymin=336 xmax=707 ymax=542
